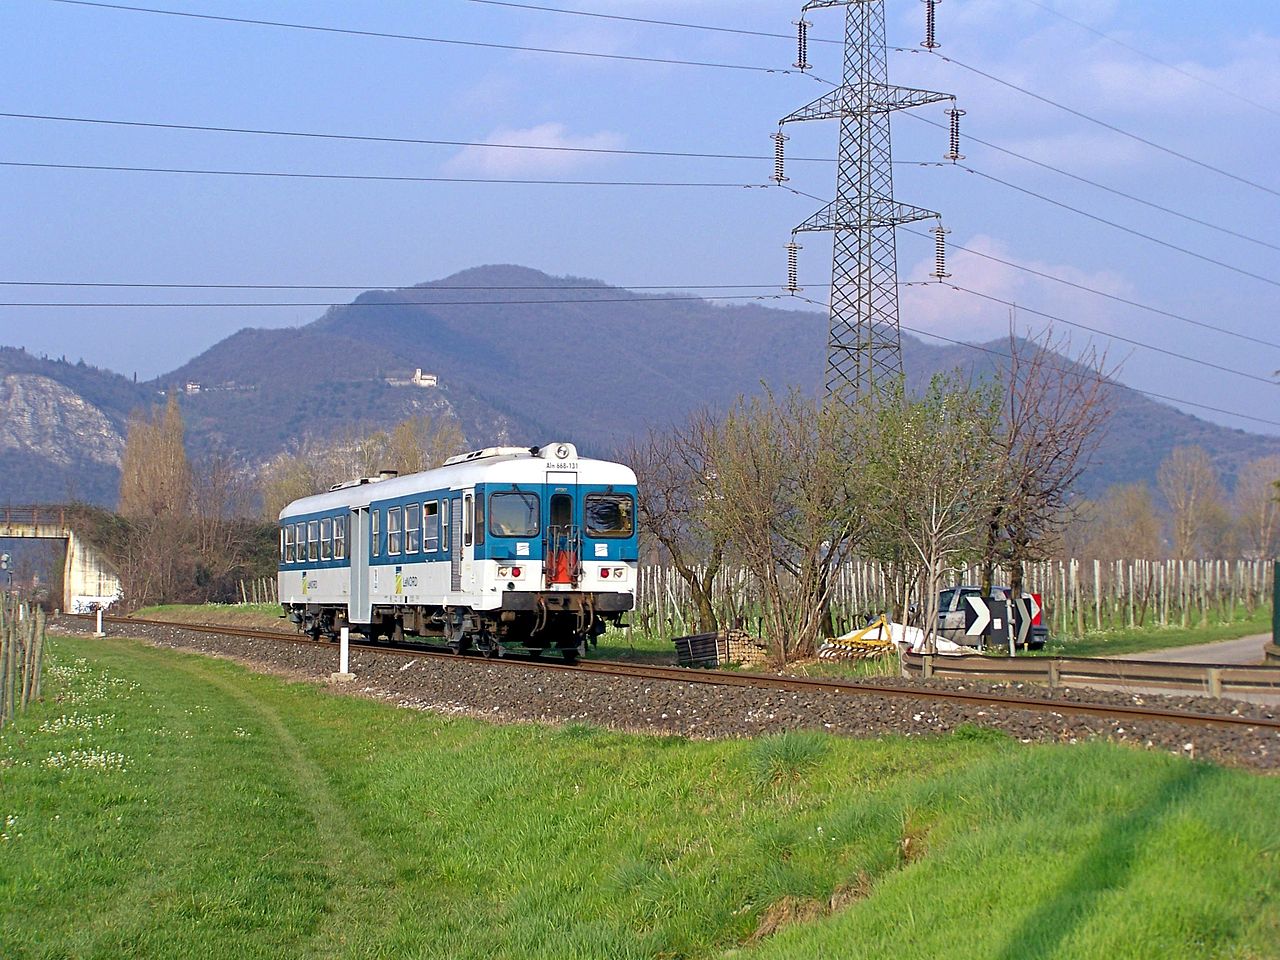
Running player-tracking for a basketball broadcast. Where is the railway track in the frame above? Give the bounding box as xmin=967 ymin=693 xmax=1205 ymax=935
xmin=64 ymin=613 xmax=1280 ymax=734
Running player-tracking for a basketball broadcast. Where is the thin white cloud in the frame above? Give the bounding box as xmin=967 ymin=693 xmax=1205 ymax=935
xmin=443 ymin=123 xmax=627 ymax=176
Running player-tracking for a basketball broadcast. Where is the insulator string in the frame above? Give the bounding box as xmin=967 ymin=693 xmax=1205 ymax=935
xmin=772 ymin=131 xmax=789 ymax=183
xmin=786 ymin=240 xmax=802 ymax=294
xmin=931 ymin=222 xmax=950 ymax=280
xmin=922 ymin=0 xmax=940 ymax=50
xmin=794 ymin=19 xmax=811 ymax=71
xmin=945 ymin=106 xmax=965 ymax=162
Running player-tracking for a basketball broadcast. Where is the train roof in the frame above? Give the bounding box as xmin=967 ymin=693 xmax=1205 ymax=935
xmin=278 ymin=442 xmax=636 ymax=520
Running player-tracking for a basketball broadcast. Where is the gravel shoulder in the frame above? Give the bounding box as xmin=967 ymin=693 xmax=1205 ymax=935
xmin=53 ymin=616 xmax=1279 ymax=773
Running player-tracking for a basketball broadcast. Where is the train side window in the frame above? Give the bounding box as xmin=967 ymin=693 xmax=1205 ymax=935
xmin=334 ymin=514 xmax=346 ymax=560
xmin=320 ymin=518 xmax=332 ymax=560
xmin=284 ymin=525 xmax=295 ymax=563
xmin=441 ymin=499 xmax=450 ymax=550
xmin=474 ymin=494 xmax=485 ymax=547
xmin=371 ymin=509 xmax=380 ymax=558
xmin=388 ymin=506 xmax=403 ymax=555
xmin=463 ymin=494 xmax=473 ymax=548
xmin=405 ymin=502 xmax=421 ymax=553
xmin=424 ymin=501 xmax=440 ymax=552
xmin=296 ymin=523 xmax=306 ymax=562
xmin=585 ymin=494 xmax=635 ymax=538
xmin=308 ymin=520 xmax=319 ymax=561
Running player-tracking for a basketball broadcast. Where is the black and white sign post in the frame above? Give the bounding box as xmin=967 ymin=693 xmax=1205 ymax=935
xmin=966 ymin=596 xmax=1016 ymax=655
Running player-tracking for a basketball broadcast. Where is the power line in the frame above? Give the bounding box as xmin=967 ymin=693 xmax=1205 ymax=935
xmin=952 ymin=164 xmax=1280 ymax=291
xmin=781 ymin=184 xmax=1280 ymax=353
xmin=0 ymin=160 xmax=767 ymax=188
xmin=1014 ymin=0 xmax=1280 ymax=121
xmin=465 ymin=0 xmax=841 ymax=45
xmin=940 ymin=282 xmax=1278 ymax=387
xmin=791 ymin=292 xmax=1280 ymax=429
xmin=0 ymin=294 xmax=788 ymax=308
xmin=906 ymin=113 xmax=1280 ymax=255
xmin=11 ymin=108 xmax=1278 ymax=266
xmin=0 ymin=110 xmax=835 ymax=165
xmin=43 ymin=0 xmax=810 ymax=77
xmin=929 ymin=49 xmax=1280 ymax=201
xmin=898 ymin=225 xmax=1280 ymax=353
xmin=0 ymin=281 xmax=792 ymax=291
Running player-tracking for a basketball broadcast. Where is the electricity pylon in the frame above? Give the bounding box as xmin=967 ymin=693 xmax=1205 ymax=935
xmin=781 ymin=1 xmax=955 ymax=403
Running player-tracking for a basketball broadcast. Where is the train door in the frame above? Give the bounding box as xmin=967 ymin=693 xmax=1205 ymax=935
xmin=461 ymin=491 xmax=476 ymax=590
xmin=545 ymin=471 xmax=579 ymax=586
xmin=349 ymin=506 xmax=371 ymax=624
xmin=449 ymin=494 xmax=463 ymax=592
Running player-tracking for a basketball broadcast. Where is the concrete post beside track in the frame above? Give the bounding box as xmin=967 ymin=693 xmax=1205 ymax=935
xmin=331 ymin=627 xmax=354 ymax=683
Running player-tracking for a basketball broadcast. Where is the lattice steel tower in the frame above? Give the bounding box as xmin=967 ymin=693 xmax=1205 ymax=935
xmin=780 ymin=0 xmax=956 ymax=401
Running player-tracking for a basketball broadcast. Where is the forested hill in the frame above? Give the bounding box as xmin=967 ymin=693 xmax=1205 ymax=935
xmin=2 ymin=266 xmax=1278 ymax=506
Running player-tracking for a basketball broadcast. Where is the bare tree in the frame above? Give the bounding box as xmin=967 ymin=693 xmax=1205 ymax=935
xmin=1234 ymin=455 xmax=1280 ymax=559
xmin=622 ymin=425 xmax=726 ymax=634
xmin=860 ymin=374 xmax=1003 ymax=652
xmin=1158 ymin=447 xmax=1225 ymax=560
xmin=260 ymin=415 xmax=466 ymax=520
xmin=693 ymin=390 xmax=866 ymax=664
xmin=387 ymin=414 xmax=466 ymax=476
xmin=981 ymin=329 xmax=1111 ymax=598
xmin=118 ymin=393 xmax=193 ymax=518
xmin=1069 ymin=483 xmax=1164 ymax=561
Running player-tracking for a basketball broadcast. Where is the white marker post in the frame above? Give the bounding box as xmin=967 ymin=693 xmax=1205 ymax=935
xmin=331 ymin=626 xmax=354 ymax=683
xmin=94 ymin=608 xmax=105 ymax=638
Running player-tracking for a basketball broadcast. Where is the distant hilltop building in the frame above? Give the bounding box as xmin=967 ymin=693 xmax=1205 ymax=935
xmin=385 ymin=368 xmax=439 ymax=389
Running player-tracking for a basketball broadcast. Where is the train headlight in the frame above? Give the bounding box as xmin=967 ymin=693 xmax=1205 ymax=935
xmin=614 ymin=567 xmax=627 ymax=579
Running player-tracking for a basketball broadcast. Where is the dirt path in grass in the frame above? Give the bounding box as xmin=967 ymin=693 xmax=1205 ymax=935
xmin=167 ymin=656 xmax=397 ymax=957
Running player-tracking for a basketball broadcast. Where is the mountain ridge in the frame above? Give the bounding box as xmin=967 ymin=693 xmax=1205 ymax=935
xmin=1 ymin=266 xmax=1276 ymax=506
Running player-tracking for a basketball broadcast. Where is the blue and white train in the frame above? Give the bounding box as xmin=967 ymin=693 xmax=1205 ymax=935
xmin=277 ymin=442 xmax=638 ymax=661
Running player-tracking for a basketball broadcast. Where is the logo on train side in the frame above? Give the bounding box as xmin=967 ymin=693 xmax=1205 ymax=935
xmin=394 ymin=566 xmax=403 ymax=594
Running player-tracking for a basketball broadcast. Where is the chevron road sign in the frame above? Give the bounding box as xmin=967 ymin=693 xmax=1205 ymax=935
xmin=1013 ymin=595 xmax=1043 ymax=646
xmin=965 ymin=597 xmax=1011 ymax=640
xmin=964 ymin=596 xmax=991 ymax=637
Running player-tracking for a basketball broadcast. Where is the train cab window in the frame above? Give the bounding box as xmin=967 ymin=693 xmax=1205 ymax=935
xmin=371 ymin=509 xmax=380 ymax=558
xmin=283 ymin=525 xmax=294 ymax=563
xmin=388 ymin=506 xmax=403 ymax=555
xmin=489 ymin=492 xmax=540 ymax=538
xmin=424 ymin=501 xmax=440 ymax=552
xmin=334 ymin=515 xmax=346 ymax=560
xmin=405 ymin=503 xmax=421 ymax=553
xmin=320 ymin=518 xmax=333 ymax=560
xmin=308 ymin=520 xmax=320 ymax=561
xmin=585 ymin=494 xmax=635 ymax=538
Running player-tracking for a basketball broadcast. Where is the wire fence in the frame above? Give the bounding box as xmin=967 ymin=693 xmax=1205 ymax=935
xmin=633 ymin=559 xmax=1276 ymax=640
xmin=0 ymin=598 xmax=46 ymax=728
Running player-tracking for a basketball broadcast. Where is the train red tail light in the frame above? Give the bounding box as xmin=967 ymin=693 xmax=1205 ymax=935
xmin=601 ymin=568 xmax=610 ymax=578
xmin=511 ymin=566 xmax=522 ymax=578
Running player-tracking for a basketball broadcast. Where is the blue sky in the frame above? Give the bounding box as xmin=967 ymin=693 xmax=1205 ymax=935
xmin=2 ymin=0 xmax=1279 ymax=434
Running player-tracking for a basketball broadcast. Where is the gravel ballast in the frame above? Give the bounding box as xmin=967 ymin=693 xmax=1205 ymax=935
xmin=55 ymin=618 xmax=1279 ymax=772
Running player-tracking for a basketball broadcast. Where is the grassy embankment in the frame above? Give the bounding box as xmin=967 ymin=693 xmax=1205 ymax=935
xmin=1 ymin=633 xmax=1277 ymax=959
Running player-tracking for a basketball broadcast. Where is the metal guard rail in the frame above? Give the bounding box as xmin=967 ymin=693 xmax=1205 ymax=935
xmin=904 ymin=652 xmax=1280 ymax=698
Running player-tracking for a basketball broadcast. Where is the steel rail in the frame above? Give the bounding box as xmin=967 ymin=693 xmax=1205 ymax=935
xmin=63 ymin=614 xmax=1280 ymax=733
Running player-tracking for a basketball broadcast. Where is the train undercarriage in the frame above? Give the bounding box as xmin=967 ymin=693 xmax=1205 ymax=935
xmin=285 ymin=591 xmax=631 ymax=663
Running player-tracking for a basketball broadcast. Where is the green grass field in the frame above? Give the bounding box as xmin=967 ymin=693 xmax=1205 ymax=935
xmin=1 ymin=635 xmax=1277 ymax=959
